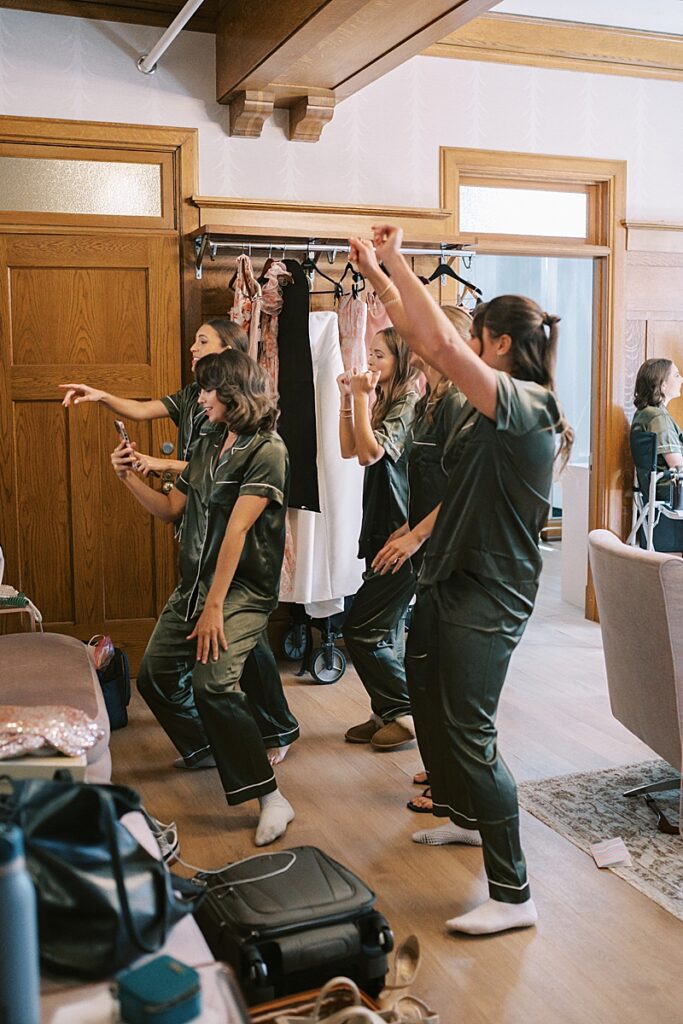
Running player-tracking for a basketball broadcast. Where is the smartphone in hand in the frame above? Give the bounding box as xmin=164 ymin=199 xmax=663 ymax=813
xmin=113 ymin=419 xmax=160 ymax=477
xmin=114 ymin=419 xmax=131 ymax=444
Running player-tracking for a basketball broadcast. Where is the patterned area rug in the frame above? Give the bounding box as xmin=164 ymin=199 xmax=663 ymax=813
xmin=518 ymin=759 xmax=682 ymax=921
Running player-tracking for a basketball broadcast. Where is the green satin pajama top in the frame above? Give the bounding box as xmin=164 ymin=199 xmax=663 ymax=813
xmin=407 ymin=386 xmax=469 ymax=531
xmin=358 ymin=391 xmax=419 ymax=561
xmin=422 ymin=371 xmax=560 ymax=586
xmin=172 ymin=428 xmax=289 ymax=619
xmin=161 ymin=381 xmax=213 ymax=461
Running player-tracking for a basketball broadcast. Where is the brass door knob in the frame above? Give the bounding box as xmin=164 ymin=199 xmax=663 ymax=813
xmin=162 ymin=471 xmax=175 ymax=483
xmin=162 ymin=481 xmax=174 ymax=495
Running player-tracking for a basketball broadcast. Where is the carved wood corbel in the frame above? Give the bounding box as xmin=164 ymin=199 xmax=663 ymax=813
xmin=228 ymin=90 xmax=275 ymax=139
xmin=288 ymin=92 xmax=335 ymax=143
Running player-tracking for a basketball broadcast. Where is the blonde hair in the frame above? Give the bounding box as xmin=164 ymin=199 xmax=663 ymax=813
xmin=419 ymin=306 xmax=472 ymax=420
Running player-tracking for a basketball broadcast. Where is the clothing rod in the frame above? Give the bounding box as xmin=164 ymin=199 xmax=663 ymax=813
xmin=206 ymin=241 xmax=470 ymax=257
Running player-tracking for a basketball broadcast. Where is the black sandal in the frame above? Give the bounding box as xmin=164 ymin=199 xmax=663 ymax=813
xmin=407 ymin=787 xmax=433 ymax=814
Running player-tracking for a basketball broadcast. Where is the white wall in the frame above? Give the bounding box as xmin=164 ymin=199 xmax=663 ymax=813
xmin=1 ymin=9 xmax=682 ymax=221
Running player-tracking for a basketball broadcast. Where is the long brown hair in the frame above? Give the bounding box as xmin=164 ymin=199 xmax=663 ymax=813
xmin=482 ymin=295 xmax=574 ymax=469
xmin=370 ymin=327 xmax=420 ymax=429
xmin=195 ymin=349 xmax=278 ymax=432
xmin=419 ymin=306 xmax=472 ymax=422
xmin=633 ymin=358 xmax=673 ymax=410
xmin=202 ymin=318 xmax=249 ymax=353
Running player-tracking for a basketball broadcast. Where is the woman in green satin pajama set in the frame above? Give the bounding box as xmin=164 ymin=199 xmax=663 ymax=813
xmin=63 ymin=319 xmax=299 ymax=759
xmin=350 ymin=227 xmax=573 ymax=935
xmin=112 ymin=350 xmax=295 ymax=846
xmin=338 ymin=327 xmax=420 ymax=750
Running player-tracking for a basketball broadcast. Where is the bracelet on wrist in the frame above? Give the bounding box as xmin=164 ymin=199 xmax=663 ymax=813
xmin=377 ymin=282 xmax=396 ymax=303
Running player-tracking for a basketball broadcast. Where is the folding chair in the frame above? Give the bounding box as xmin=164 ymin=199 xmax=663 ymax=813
xmin=627 ymin=431 xmax=683 ymax=551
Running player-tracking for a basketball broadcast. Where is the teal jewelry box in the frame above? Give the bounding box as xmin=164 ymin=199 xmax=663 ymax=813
xmin=116 ymin=955 xmax=201 ymax=1024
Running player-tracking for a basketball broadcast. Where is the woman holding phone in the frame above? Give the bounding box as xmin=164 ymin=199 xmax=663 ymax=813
xmin=111 ymin=349 xmax=294 ymax=847
xmin=349 ymin=226 xmax=572 ymax=936
xmin=62 ymin=319 xmax=299 ymax=766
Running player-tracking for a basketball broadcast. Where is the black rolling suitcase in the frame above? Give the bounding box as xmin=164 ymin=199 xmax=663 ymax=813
xmin=193 ymin=845 xmax=393 ymax=1005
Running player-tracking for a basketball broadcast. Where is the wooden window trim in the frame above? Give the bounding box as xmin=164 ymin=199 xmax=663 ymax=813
xmin=441 ymin=146 xmax=627 ymax=619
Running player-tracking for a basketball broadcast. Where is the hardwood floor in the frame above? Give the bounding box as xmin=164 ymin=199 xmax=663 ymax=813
xmin=111 ymin=545 xmax=681 ymax=1024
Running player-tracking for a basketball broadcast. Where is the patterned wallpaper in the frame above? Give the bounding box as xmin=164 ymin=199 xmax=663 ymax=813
xmin=0 ymin=9 xmax=682 ymax=221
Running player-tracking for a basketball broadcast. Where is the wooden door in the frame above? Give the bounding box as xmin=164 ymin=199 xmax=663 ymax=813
xmin=0 ymin=232 xmax=181 ymax=666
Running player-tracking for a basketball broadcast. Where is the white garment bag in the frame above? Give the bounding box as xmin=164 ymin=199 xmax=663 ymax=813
xmin=279 ymin=312 xmax=364 ymax=615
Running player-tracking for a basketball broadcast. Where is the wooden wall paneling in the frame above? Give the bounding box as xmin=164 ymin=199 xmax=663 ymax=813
xmin=69 ymin=398 xmax=105 ymax=626
xmin=0 ymin=237 xmax=20 ymax=601
xmin=100 ymin=410 xmax=157 ymax=622
xmin=623 ymin=319 xmax=647 ymax=422
xmin=149 ymin=233 xmax=184 ymax=609
xmin=15 ymin=401 xmax=74 ymax=622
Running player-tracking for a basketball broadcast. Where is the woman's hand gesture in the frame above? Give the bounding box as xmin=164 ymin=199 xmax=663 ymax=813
xmin=349 ymin=237 xmax=381 ymax=278
xmin=60 ymin=383 xmax=106 ymax=407
xmin=371 ymin=224 xmax=403 ymax=265
xmin=337 ymin=372 xmax=352 ymax=398
xmin=111 ymin=440 xmax=137 ymax=479
xmin=133 ymin=452 xmax=163 ymax=477
xmin=371 ymin=529 xmax=423 ymax=575
xmin=187 ymin=604 xmax=228 ymax=665
xmin=350 ymin=370 xmax=380 ymax=397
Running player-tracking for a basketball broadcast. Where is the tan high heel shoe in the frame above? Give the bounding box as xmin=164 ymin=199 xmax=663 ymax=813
xmin=378 ymin=934 xmax=421 ymax=1008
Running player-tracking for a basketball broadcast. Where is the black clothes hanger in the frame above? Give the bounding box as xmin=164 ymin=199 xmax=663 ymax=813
xmin=338 ymin=261 xmax=366 ymax=298
xmin=426 ymin=259 xmax=483 ymax=297
xmin=300 ymin=254 xmax=343 ymax=299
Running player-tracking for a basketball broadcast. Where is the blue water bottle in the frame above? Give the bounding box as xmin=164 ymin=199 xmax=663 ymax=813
xmin=0 ymin=824 xmax=40 ymax=1024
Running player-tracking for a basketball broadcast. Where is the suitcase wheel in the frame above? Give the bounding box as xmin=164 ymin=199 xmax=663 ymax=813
xmin=244 ymin=948 xmax=269 ymax=986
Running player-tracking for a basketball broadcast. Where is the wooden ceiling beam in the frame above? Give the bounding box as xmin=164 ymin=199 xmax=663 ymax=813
xmin=216 ymin=0 xmax=497 ymax=139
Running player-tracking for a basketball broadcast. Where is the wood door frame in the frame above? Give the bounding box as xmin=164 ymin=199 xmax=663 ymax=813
xmin=440 ymin=147 xmax=627 ymax=619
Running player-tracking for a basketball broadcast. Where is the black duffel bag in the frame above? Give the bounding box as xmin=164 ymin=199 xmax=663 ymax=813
xmin=0 ymin=773 xmax=205 ymax=979
xmin=97 ymin=646 xmax=131 ymax=730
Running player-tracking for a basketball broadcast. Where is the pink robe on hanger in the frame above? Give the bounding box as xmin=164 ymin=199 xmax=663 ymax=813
xmin=229 ymin=254 xmax=261 ymax=361
xmin=337 ymin=293 xmax=368 ymax=373
xmin=258 ymin=260 xmax=290 ymax=393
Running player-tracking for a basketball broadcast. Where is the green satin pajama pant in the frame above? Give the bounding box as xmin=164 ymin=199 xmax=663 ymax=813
xmin=406 ymin=571 xmax=537 ymax=903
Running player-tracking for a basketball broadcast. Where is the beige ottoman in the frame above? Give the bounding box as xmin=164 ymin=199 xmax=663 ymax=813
xmin=0 ymin=632 xmax=111 ymax=783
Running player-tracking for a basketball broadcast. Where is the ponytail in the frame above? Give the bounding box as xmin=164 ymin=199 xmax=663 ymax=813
xmin=483 ymin=296 xmax=574 ymax=470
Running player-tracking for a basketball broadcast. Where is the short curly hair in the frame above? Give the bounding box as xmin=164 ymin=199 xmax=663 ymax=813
xmin=633 ymin=358 xmax=673 ymax=410
xmin=195 ymin=350 xmax=278 ymax=433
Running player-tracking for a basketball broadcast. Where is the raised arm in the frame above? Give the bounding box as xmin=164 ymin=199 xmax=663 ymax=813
xmin=349 ymin=371 xmax=385 ymax=467
xmin=354 ymin=227 xmax=499 ymax=421
xmin=337 ymin=372 xmax=357 ymax=459
xmin=61 ymin=383 xmax=169 ymax=422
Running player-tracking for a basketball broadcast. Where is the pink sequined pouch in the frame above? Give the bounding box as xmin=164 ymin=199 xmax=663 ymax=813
xmin=0 ymin=705 xmax=104 ymax=759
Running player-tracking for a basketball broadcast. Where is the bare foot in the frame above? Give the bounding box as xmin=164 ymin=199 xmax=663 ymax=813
xmin=267 ymin=744 xmax=291 ymax=766
xmin=412 ymin=770 xmax=429 ymax=786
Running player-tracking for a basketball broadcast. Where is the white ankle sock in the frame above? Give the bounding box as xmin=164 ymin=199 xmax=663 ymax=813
xmin=412 ymin=821 xmax=482 ymax=846
xmin=255 ymin=790 xmax=294 ymax=847
xmin=446 ymin=898 xmax=538 ymax=935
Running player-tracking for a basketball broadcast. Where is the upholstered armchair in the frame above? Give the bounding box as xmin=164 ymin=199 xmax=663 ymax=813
xmin=588 ymin=529 xmax=682 ymax=833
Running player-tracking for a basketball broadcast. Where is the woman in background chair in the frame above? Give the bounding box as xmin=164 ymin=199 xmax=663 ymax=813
xmin=631 ymin=358 xmax=683 ymax=496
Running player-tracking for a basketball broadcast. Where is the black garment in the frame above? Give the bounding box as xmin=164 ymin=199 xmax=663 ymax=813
xmin=277 ymin=260 xmax=320 ymax=511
